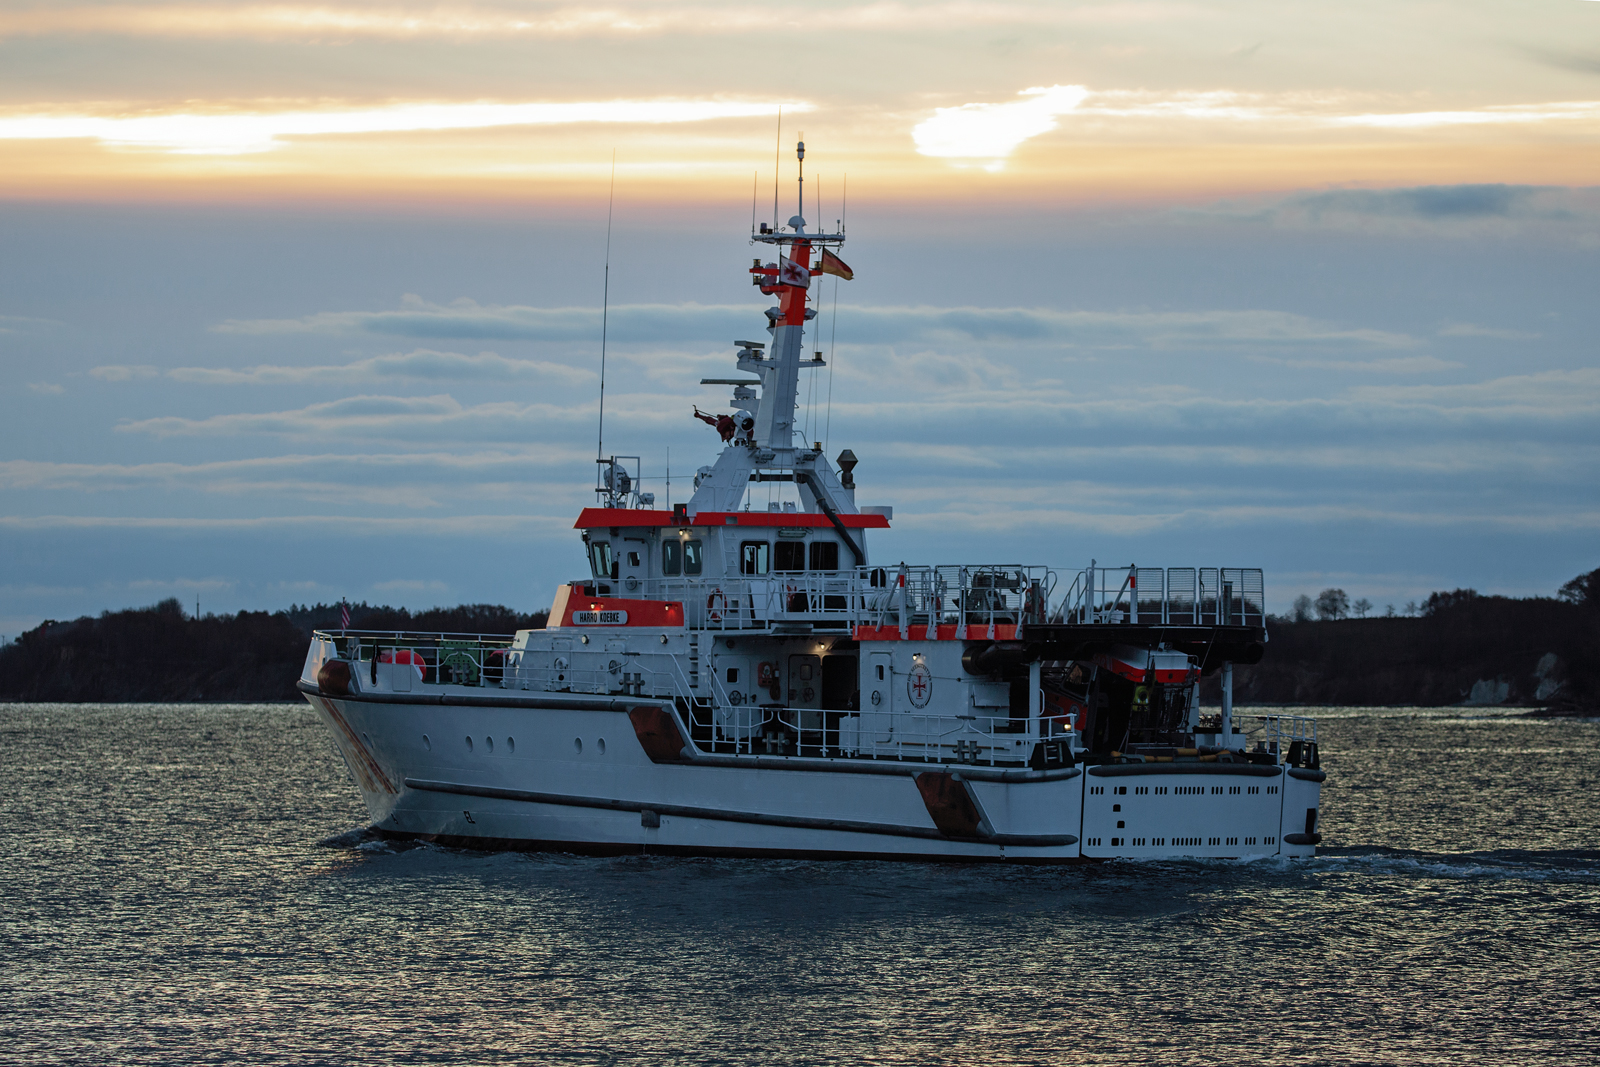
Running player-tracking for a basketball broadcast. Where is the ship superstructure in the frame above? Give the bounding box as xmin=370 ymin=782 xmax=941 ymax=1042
xmin=298 ymin=143 xmax=1325 ymax=861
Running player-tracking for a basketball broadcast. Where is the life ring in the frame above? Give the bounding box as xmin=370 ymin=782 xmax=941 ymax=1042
xmin=706 ymin=589 xmax=726 ymax=623
xmin=1024 ymin=581 xmax=1045 ymax=621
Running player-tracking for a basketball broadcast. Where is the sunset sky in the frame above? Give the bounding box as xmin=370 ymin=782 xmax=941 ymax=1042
xmin=3 ymin=0 xmax=1599 ymax=633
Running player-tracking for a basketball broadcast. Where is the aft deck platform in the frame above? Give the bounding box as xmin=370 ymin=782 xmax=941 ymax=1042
xmin=1021 ymin=623 xmax=1267 ymax=669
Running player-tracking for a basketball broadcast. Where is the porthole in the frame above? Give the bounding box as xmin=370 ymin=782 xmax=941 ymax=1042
xmin=466 ymin=736 xmax=474 ymax=752
xmin=485 ymin=736 xmax=495 ymax=753
xmin=506 ymin=736 xmax=515 ymax=753
xmin=597 ymin=738 xmax=607 ymax=755
xmin=574 ymin=737 xmax=584 ymax=754
xmin=422 ymin=734 xmax=432 ymax=751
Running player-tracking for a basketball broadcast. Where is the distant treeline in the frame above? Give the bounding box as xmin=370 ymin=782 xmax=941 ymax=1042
xmin=1212 ymin=568 xmax=1600 ymax=714
xmin=0 ymin=599 xmax=548 ymax=703
xmin=279 ymin=601 xmax=549 ymax=638
xmin=2 ymin=574 xmax=1596 ymax=709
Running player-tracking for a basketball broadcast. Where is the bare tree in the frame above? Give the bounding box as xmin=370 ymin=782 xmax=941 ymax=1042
xmin=1403 ymin=600 xmax=1418 ymax=617
xmin=1557 ymin=567 xmax=1599 ymax=607
xmin=1315 ymin=588 xmax=1349 ymax=621
xmin=1384 ymin=604 xmax=1396 ymax=617
xmin=1291 ymin=594 xmax=1314 ymax=622
xmin=1353 ymin=597 xmax=1372 ymax=619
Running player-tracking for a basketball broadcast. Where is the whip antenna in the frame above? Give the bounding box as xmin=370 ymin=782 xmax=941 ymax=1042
xmin=825 ymin=274 xmax=839 ymax=453
xmin=826 ymin=174 xmax=844 ymax=450
xmin=596 ymin=150 xmax=616 ymax=484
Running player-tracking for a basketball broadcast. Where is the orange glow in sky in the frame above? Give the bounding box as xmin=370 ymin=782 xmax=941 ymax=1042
xmin=0 ymin=0 xmax=1596 ymax=204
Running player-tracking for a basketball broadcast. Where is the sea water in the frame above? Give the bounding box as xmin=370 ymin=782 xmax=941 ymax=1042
xmin=1 ymin=703 xmax=1596 ymax=1065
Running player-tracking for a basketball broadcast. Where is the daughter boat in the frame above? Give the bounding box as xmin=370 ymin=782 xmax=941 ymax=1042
xmin=298 ymin=144 xmax=1325 ymax=861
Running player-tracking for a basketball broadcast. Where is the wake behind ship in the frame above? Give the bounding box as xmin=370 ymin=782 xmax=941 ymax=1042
xmin=298 ymin=143 xmax=1326 ymax=862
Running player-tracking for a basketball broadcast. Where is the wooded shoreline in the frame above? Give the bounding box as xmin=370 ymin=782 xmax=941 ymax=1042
xmin=0 ymin=600 xmax=547 ymax=704
xmin=2 ymin=581 xmax=1595 ymax=712
xmin=1201 ymin=598 xmax=1597 ymax=715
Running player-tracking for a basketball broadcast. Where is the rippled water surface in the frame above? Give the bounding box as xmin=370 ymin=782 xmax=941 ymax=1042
xmin=2 ymin=703 xmax=1597 ymax=1065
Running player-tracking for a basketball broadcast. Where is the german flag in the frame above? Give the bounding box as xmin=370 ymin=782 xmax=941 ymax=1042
xmin=819 ymin=249 xmax=854 ymax=281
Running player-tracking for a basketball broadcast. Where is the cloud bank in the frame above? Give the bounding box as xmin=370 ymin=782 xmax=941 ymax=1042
xmin=913 ymin=86 xmax=1600 ymax=163
xmin=116 ymin=348 xmax=595 ymax=386
xmin=214 ymin=297 xmax=1417 ymax=350
xmin=912 ymin=85 xmax=1090 ymax=169
xmin=0 ymin=2 xmax=1066 ymax=41
xmin=1179 ymin=183 xmax=1600 ymax=238
xmin=0 ymin=97 xmax=807 ymax=154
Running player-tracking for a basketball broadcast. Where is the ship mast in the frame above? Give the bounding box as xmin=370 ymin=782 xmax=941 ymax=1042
xmin=745 ymin=142 xmax=846 ymax=463
xmin=685 ymin=139 xmax=856 ymax=542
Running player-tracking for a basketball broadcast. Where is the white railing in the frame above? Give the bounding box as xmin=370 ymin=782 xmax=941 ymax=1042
xmin=1248 ymin=714 xmax=1318 ymax=764
xmin=578 ymin=564 xmax=1055 ymax=634
xmin=1056 ymin=563 xmax=1265 ymax=627
xmin=678 ymin=689 xmax=1080 ymax=766
xmin=315 ymin=630 xmax=1082 ymax=767
xmin=498 ymin=645 xmax=1054 ymax=764
xmin=877 ymin=565 xmax=1054 ymax=637
xmin=317 ymin=630 xmax=517 ymax=687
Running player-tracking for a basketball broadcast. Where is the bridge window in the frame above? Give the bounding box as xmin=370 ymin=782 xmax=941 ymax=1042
xmin=774 ymin=541 xmax=805 ymax=572
xmin=809 ymin=541 xmax=839 ymax=571
xmin=588 ymin=541 xmax=614 ymax=580
xmin=662 ymin=540 xmax=682 ymax=576
xmin=740 ymin=541 xmax=769 ymax=575
xmin=684 ymin=540 xmax=704 ymax=575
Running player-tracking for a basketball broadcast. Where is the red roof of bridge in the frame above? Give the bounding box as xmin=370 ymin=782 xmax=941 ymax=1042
xmin=574 ymin=508 xmax=889 ymax=530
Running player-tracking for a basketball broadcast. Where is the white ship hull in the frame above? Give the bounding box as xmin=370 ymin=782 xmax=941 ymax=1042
xmin=304 ymin=684 xmax=1323 ymax=862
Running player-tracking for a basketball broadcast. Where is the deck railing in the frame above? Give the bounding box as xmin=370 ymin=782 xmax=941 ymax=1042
xmin=584 ymin=564 xmax=1056 ymax=634
xmin=317 ymin=630 xmax=517 ymax=689
xmin=1056 ymin=563 xmax=1265 ymax=627
xmin=1249 ymin=714 xmax=1317 ymax=749
xmin=680 ymin=701 xmax=1060 ymax=763
xmin=311 ymin=629 xmax=1084 ymax=766
xmin=311 ymin=630 xmax=1317 ymax=769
